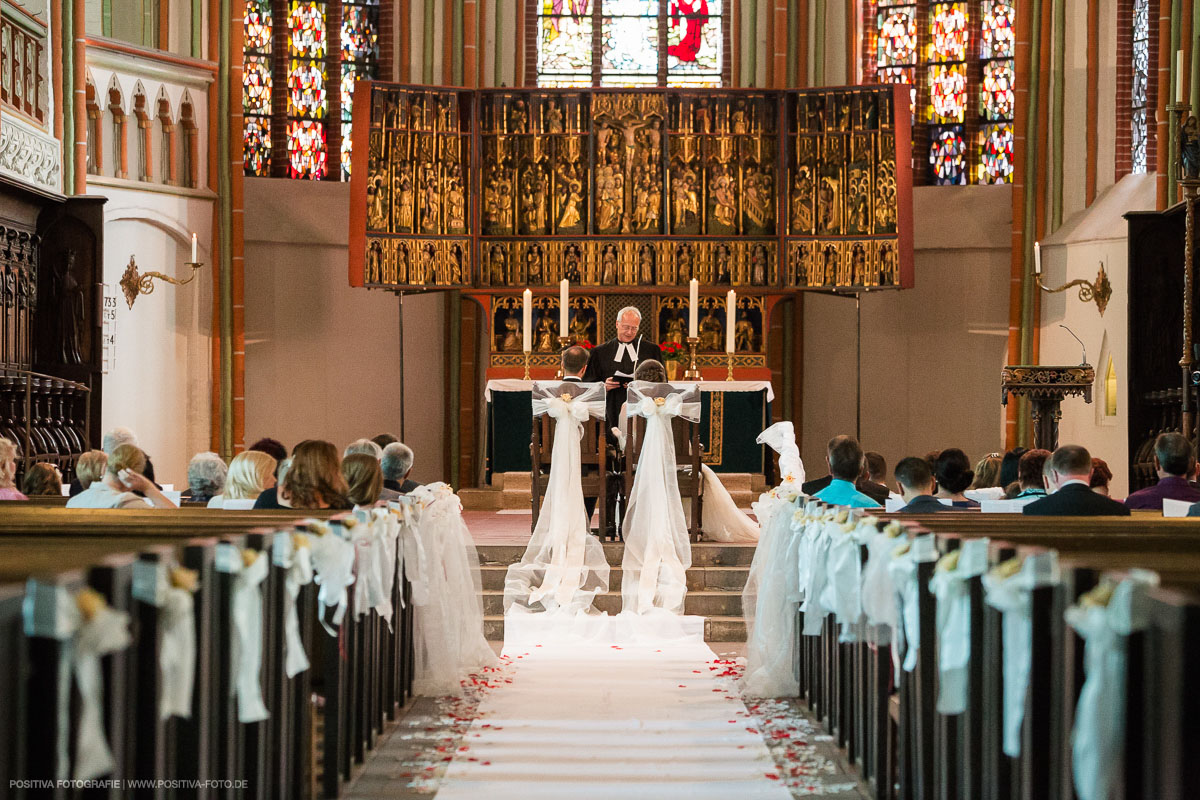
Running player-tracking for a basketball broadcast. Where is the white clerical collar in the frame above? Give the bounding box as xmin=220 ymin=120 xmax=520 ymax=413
xmin=616 ymin=339 xmax=639 ymax=362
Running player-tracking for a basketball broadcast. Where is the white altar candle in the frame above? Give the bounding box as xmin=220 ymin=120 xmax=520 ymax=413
xmin=191 ymin=232 xmax=197 ymax=263
xmin=1033 ymin=241 xmax=1041 ymax=275
xmin=1178 ymin=49 xmax=1186 ymax=103
xmin=725 ymin=290 xmax=736 ymax=353
xmin=688 ymin=279 xmax=699 ymax=338
xmin=522 ymin=289 xmax=532 ymax=353
xmin=559 ymin=279 xmax=569 ymax=335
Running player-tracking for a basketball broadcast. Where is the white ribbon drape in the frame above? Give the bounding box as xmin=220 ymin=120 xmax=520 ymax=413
xmin=393 ymin=498 xmax=429 ymax=608
xmin=280 ymin=534 xmax=314 ymax=677
xmin=822 ymin=518 xmax=869 ymax=642
xmin=620 ymin=382 xmax=700 ymax=615
xmin=73 ymin=605 xmax=132 ymax=781
xmin=159 ymin=584 xmax=196 ymax=719
xmin=309 ymin=524 xmax=357 ymax=635
xmin=800 ymin=515 xmax=838 ymax=636
xmin=231 ymin=552 xmax=270 ymax=723
xmin=928 ymin=538 xmax=990 ymax=714
xmin=982 ymin=551 xmax=1059 ymax=756
xmin=887 ymin=533 xmax=938 ymax=672
xmin=1066 ymin=571 xmax=1158 ymax=800
xmin=351 ymin=515 xmax=389 ymax=621
xmin=860 ymin=524 xmax=902 ymax=644
xmin=506 ymin=382 xmax=610 ymax=615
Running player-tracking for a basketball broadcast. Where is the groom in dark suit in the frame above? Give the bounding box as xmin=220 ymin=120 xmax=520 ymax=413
xmin=583 ymin=306 xmax=664 ymax=432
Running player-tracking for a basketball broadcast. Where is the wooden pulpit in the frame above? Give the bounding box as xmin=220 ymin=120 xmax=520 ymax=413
xmin=1001 ymin=365 xmax=1095 ymax=451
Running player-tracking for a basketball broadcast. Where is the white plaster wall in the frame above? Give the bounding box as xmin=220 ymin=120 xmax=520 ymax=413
xmin=97 ymin=188 xmax=215 ymax=488
xmin=801 ymin=184 xmax=1012 ymax=480
xmin=1037 ymin=172 xmax=1156 ymax=499
xmin=242 ymin=179 xmax=449 ymax=485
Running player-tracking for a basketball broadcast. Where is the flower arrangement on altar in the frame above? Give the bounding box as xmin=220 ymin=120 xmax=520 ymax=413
xmin=660 ymin=340 xmax=685 ymax=362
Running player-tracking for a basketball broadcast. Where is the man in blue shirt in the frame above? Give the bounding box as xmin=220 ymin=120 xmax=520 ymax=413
xmin=814 ymin=435 xmax=882 ymax=509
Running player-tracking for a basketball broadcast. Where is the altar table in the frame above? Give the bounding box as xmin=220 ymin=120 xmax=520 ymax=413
xmin=483 ymin=380 xmax=775 ymax=481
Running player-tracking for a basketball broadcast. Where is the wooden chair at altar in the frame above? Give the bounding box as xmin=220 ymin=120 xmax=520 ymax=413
xmin=530 ymin=381 xmax=608 ymax=536
xmin=621 ymin=383 xmax=704 ymax=541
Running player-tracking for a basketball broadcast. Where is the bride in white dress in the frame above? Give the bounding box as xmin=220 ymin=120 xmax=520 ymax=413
xmin=619 ymin=380 xmax=701 ymax=615
xmin=504 ymin=381 xmax=611 ymax=615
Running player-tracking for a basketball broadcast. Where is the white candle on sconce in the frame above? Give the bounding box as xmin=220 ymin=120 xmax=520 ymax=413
xmin=1034 ymin=241 xmax=1042 ymax=275
xmin=191 ymin=233 xmax=197 ymax=263
xmin=688 ymin=279 xmax=699 ymax=338
xmin=522 ymin=289 xmax=533 ymax=353
xmin=725 ymin=290 xmax=736 ymax=353
xmin=559 ymin=279 xmax=569 ymax=335
xmin=1178 ymin=49 xmax=1186 ymax=104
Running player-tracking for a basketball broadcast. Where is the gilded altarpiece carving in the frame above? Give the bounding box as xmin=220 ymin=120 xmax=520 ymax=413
xmin=348 ymin=84 xmax=913 ymax=372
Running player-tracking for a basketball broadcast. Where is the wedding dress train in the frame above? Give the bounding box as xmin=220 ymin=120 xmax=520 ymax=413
xmin=620 ymin=382 xmax=700 ymax=616
xmin=504 ymin=382 xmax=611 ymax=616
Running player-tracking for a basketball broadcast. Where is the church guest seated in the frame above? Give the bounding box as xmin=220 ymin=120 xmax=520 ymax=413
xmin=1022 ymin=444 xmax=1131 ymax=516
xmin=1005 ymin=448 xmax=1051 ymax=499
xmin=72 ymin=450 xmax=107 ymax=495
xmin=612 ymin=358 xmax=668 ymax=448
xmin=893 ymin=456 xmax=950 ymax=513
xmin=342 ymin=453 xmax=384 ymax=508
xmin=965 ymin=453 xmax=1006 ymax=503
xmin=381 ymin=442 xmax=420 ymax=494
xmin=561 ymin=345 xmax=589 ymax=383
xmin=1124 ymin=432 xmax=1200 ymax=510
xmin=208 ymin=450 xmax=277 ymax=508
xmin=857 ymin=451 xmax=890 ymax=505
xmin=1089 ymin=457 xmax=1114 ymax=496
xmin=277 ymin=440 xmax=351 ymax=510
xmin=0 ymin=438 xmax=28 ymax=500
xmin=185 ymin=451 xmax=227 ymax=503
xmin=998 ymin=446 xmax=1029 ymax=491
xmin=67 ymin=444 xmax=178 ymax=509
xmin=814 ymin=435 xmax=881 ymax=509
xmin=345 ymin=438 xmax=400 ymax=500
xmin=252 ymin=456 xmax=291 ymax=509
xmin=21 ymin=462 xmax=62 ymax=496
xmin=101 ymin=425 xmax=138 ymax=455
xmin=371 ymin=432 xmax=398 ymax=450
xmin=933 ymin=448 xmax=979 ymax=508
xmin=248 ymin=437 xmax=288 ymax=477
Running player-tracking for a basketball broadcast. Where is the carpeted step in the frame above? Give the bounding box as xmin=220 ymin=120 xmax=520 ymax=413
xmin=479 ymin=564 xmax=750 ymax=592
xmin=482 ymin=614 xmax=748 ymax=643
xmin=477 ymin=542 xmax=756 ymax=568
xmin=480 ymin=589 xmax=743 ymax=617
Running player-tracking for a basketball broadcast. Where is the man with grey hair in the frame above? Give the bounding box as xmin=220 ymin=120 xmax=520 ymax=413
xmin=185 ymin=451 xmax=227 ymax=503
xmin=583 ymin=305 xmax=663 ymax=430
xmin=101 ymin=426 xmax=138 ymax=455
xmin=381 ymin=442 xmax=419 ymax=494
xmin=346 ymin=438 xmax=402 ymax=500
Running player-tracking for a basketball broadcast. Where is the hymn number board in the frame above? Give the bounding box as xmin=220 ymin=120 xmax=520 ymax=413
xmin=348 ymin=84 xmax=913 ymax=294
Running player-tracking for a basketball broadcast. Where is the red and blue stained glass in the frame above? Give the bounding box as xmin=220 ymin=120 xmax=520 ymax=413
xmin=288 ymin=1 xmax=327 ymax=58
xmin=244 ymin=118 xmax=271 ymax=176
xmin=244 ymin=55 xmax=272 ymax=116
xmin=288 ymin=120 xmax=327 ymax=179
xmin=927 ymin=63 xmax=966 ymax=123
xmin=288 ymin=60 xmax=327 ymax=118
xmin=981 ymin=0 xmax=1015 ymax=59
xmin=930 ymin=126 xmax=966 ymax=184
xmin=242 ymin=0 xmax=273 ymax=176
xmin=979 ymin=123 xmax=1013 ymax=184
xmin=980 ymin=59 xmax=1014 ymax=121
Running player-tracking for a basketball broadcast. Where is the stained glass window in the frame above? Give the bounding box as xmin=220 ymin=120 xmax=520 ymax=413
xmin=243 ymin=0 xmax=381 ymax=179
xmin=867 ymin=0 xmax=1015 ymax=185
xmin=1130 ymin=0 xmax=1150 ymax=173
xmin=243 ymin=0 xmax=272 ymax=176
xmin=534 ymin=0 xmax=725 ymax=86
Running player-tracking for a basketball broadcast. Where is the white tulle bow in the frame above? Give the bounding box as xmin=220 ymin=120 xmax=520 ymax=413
xmin=983 ymin=551 xmax=1059 ymax=756
xmin=159 ymin=584 xmax=197 ymax=719
xmin=1066 ymin=571 xmax=1158 ymax=800
xmin=73 ymin=604 xmax=133 ymax=780
xmin=547 ymin=395 xmax=592 ymax=423
xmin=393 ymin=498 xmax=430 ymax=607
xmin=633 ymin=393 xmax=684 ymax=418
xmin=756 ymin=421 xmax=806 ymax=488
xmin=309 ymin=525 xmax=357 ymax=634
xmin=231 ymin=552 xmax=270 ymax=723
xmin=928 ymin=538 xmax=989 ymax=714
xmin=279 ymin=534 xmax=314 ymax=677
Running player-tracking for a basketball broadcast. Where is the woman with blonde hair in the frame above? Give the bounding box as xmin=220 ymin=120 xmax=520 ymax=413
xmin=965 ymin=452 xmax=1006 ymax=502
xmin=278 ymin=439 xmax=351 ymax=510
xmin=73 ymin=450 xmax=108 ymax=494
xmin=21 ymin=462 xmax=62 ymax=496
xmin=208 ymin=450 xmax=277 ymax=508
xmin=0 ymin=437 xmax=27 ymax=500
xmin=67 ymin=443 xmax=177 ymax=509
xmin=342 ymin=453 xmax=383 ymax=508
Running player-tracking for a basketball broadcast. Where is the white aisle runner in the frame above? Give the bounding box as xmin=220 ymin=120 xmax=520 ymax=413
xmin=435 ymin=617 xmax=793 ymax=800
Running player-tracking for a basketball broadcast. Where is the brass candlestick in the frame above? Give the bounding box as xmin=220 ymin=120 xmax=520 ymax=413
xmin=119 ymin=255 xmax=205 ymax=310
xmin=683 ymin=336 xmax=701 ymax=380
xmin=523 ymin=350 xmax=531 ymax=380
xmin=555 ymin=335 xmax=570 ymax=378
xmin=725 ymin=352 xmax=734 ymax=381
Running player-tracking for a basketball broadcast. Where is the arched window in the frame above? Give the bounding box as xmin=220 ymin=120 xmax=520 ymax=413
xmin=531 ymin=0 xmax=728 ymax=87
xmin=180 ymin=98 xmax=198 ymax=188
xmin=1117 ymin=0 xmax=1157 ymax=177
xmin=85 ymin=79 xmax=101 ymax=176
xmin=108 ymin=85 xmax=128 ymax=179
xmin=242 ymin=0 xmax=383 ymax=180
xmin=156 ymin=95 xmax=176 ymax=184
xmin=864 ymin=0 xmax=1014 ymax=185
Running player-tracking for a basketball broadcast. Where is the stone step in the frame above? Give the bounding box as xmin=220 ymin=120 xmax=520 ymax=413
xmin=479 ymin=564 xmax=750 ymax=592
xmin=480 ymin=589 xmax=743 ymax=617
xmin=483 ymin=614 xmax=746 ymax=642
xmin=460 ymin=472 xmax=767 ymax=512
xmin=477 ymin=542 xmax=756 ymax=568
